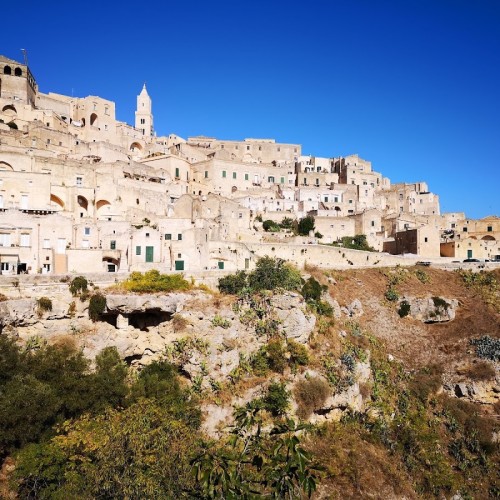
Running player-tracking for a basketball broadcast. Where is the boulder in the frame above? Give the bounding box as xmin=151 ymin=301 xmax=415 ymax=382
xmin=0 ymin=299 xmax=37 ymax=326
xmin=402 ymin=296 xmax=458 ymax=323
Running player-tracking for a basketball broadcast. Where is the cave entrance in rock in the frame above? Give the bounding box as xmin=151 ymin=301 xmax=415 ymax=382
xmin=128 ymin=311 xmax=172 ymax=331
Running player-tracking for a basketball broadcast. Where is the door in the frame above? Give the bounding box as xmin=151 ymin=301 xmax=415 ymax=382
xmin=218 ymin=261 xmax=224 ymax=270
xmin=145 ymin=246 xmax=154 ymax=263
xmin=467 ymin=250 xmax=473 ymax=259
xmin=175 ymin=260 xmax=184 ymax=271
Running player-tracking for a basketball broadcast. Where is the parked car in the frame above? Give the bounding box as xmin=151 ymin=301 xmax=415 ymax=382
xmin=463 ymin=258 xmax=480 ymax=262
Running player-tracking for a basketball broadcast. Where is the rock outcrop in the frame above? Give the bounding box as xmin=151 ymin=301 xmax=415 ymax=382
xmin=401 ymin=296 xmax=458 ymax=323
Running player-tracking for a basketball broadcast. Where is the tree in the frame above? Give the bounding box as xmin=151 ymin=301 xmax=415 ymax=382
xmin=192 ymin=405 xmax=322 ymax=499
xmin=298 ymin=216 xmax=315 ymax=236
xmin=248 ymin=257 xmax=302 ymax=292
xmin=15 ymin=399 xmax=203 ymax=499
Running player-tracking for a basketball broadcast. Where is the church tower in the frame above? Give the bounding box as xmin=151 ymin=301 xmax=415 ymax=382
xmin=135 ymin=83 xmax=154 ymax=137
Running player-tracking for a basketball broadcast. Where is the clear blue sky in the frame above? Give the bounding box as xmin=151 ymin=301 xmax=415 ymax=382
xmin=2 ymin=0 xmax=499 ymax=218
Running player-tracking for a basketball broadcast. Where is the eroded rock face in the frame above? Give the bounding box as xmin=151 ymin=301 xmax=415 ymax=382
xmin=105 ymin=294 xmax=188 ymax=314
xmin=402 ymin=296 xmax=458 ymax=323
xmin=271 ymin=292 xmax=316 ymax=344
xmin=0 ymin=299 xmax=37 ymax=327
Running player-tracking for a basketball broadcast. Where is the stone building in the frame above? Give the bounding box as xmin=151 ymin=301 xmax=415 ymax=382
xmin=1 ymin=53 xmax=491 ymax=274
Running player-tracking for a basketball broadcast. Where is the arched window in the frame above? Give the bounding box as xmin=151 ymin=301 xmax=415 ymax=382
xmin=90 ymin=113 xmax=98 ymax=126
xmin=50 ymin=194 xmax=65 ymax=209
xmin=4 ymin=66 xmax=11 ymax=75
xmin=77 ymin=195 xmax=89 ymax=211
xmin=14 ymin=67 xmax=22 ymax=77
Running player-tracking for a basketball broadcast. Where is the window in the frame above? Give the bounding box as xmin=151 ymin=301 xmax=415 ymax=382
xmin=43 ymin=239 xmax=50 ymax=249
xmin=348 ymin=199 xmax=353 ymax=204
xmin=451 ymin=223 xmax=456 ymax=228
xmin=177 ymin=253 xmax=182 ymax=258
xmin=1 ymin=263 xmax=9 ymax=272
xmin=165 ymin=233 xmax=172 ymax=240
xmin=110 ymin=240 xmax=116 ymax=250
xmin=20 ymin=234 xmax=30 ymax=247
xmin=76 ymin=176 xmax=83 ymax=186
xmin=371 ymin=221 xmax=375 ymax=227
xmin=232 ymin=172 xmax=236 ymax=179
xmin=463 ymin=227 xmax=468 ymax=232
xmin=400 ymin=206 xmax=404 ymax=212
xmin=246 ymin=145 xmax=250 ymax=150
xmin=222 ymin=170 xmax=226 ymax=178
xmin=84 ymin=227 xmax=90 ymax=235
xmin=487 ymin=226 xmax=493 ymax=232
xmin=268 ymin=176 xmax=275 ymax=183
xmin=238 ymin=212 xmax=243 ymax=219
xmin=204 ymin=171 xmax=208 ymax=178
xmin=140 ymin=118 xmax=145 ymax=124
xmin=175 ymin=168 xmax=180 ymax=178
xmin=136 ymin=246 xmax=141 ymax=255
xmin=334 ymin=197 xmax=339 ymax=202
xmin=178 ymin=234 xmax=182 ymax=241
xmin=424 ymin=237 xmax=428 ymax=243
xmin=280 ymin=177 xmax=284 ymax=184
xmin=245 ymin=173 xmax=249 ymax=181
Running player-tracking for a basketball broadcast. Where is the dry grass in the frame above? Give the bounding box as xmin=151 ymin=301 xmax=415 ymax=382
xmin=294 ymin=377 xmax=331 ymax=419
xmin=457 ymin=360 xmax=496 ymax=381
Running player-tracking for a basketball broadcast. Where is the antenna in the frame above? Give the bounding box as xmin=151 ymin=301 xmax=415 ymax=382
xmin=20 ymin=48 xmax=28 ymax=66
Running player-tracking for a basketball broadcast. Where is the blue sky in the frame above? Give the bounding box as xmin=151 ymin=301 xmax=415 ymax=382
xmin=2 ymin=0 xmax=499 ymax=218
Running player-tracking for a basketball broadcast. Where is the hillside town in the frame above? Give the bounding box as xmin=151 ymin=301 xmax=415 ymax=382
xmin=0 ymin=54 xmax=498 ymax=275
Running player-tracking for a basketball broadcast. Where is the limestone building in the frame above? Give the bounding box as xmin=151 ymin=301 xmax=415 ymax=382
xmin=1 ymin=53 xmax=496 ymax=275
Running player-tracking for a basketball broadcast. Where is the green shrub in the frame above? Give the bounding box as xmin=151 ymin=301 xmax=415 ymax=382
xmin=122 ymin=270 xmax=191 ymax=293
xmin=218 ymin=270 xmax=248 ymax=295
xmin=248 ymin=256 xmax=302 ymax=292
xmin=69 ymin=276 xmax=88 ymax=296
xmin=298 ymin=216 xmax=315 ymax=236
xmin=280 ymin=217 xmax=294 ymax=229
xmin=432 ymin=296 xmax=449 ymax=311
xmin=314 ymin=231 xmax=323 ymax=239
xmin=263 ymin=220 xmax=281 ymax=232
xmin=267 ymin=339 xmax=287 ymax=373
xmin=88 ymin=293 xmax=106 ymax=322
xmin=287 ymin=339 xmax=309 ymax=368
xmin=36 ymin=297 xmax=53 ymax=312
xmin=262 ymin=381 xmax=290 ymax=416
xmin=385 ymin=286 xmax=399 ymax=302
xmin=415 ymin=269 xmax=430 ymax=283
xmin=301 ymin=276 xmax=323 ymax=302
xmin=294 ymin=377 xmax=330 ymax=419
xmin=211 ymin=314 xmax=231 ymax=329
xmin=398 ymin=300 xmax=411 ymax=318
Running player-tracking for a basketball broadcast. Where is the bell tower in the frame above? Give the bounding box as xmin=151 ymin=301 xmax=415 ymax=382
xmin=135 ymin=83 xmax=153 ymax=137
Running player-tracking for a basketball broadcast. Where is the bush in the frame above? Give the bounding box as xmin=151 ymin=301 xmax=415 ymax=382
xmin=262 ymin=381 xmax=290 ymax=416
xmin=263 ymin=220 xmax=281 ymax=232
xmin=314 ymin=231 xmax=323 ymax=239
xmin=294 ymin=377 xmax=330 ymax=419
xmin=267 ymin=339 xmax=287 ymax=373
xmin=298 ymin=216 xmax=315 ymax=236
xmin=0 ymin=293 xmax=8 ymax=302
xmin=122 ymin=270 xmax=191 ymax=293
xmin=211 ymin=314 xmax=231 ymax=329
xmin=301 ymin=277 xmax=323 ymax=302
xmin=385 ymin=287 xmax=399 ymax=302
xmin=287 ymin=340 xmax=309 ymax=368
xmin=338 ymin=234 xmax=376 ymax=252
xmin=280 ymin=217 xmax=294 ymax=229
xmin=218 ymin=270 xmax=247 ymax=295
xmin=88 ymin=293 xmax=106 ymax=322
xmin=248 ymin=256 xmax=302 ymax=292
xmin=398 ymin=300 xmax=411 ymax=318
xmin=36 ymin=297 xmax=53 ymax=312
xmin=69 ymin=276 xmax=88 ymax=296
